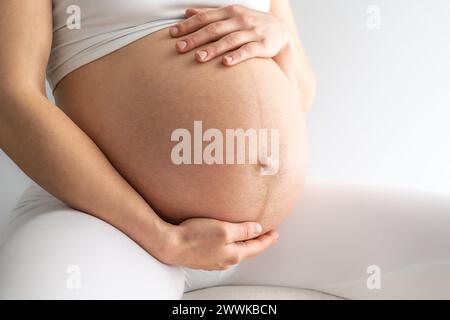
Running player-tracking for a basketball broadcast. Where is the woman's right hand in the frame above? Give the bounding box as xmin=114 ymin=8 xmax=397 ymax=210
xmin=162 ymin=218 xmax=279 ymax=270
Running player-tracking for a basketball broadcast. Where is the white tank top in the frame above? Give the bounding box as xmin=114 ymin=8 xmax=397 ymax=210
xmin=46 ymin=0 xmax=271 ymax=91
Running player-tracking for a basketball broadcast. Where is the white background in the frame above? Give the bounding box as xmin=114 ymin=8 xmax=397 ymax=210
xmin=1 ymin=0 xmax=450 ymax=230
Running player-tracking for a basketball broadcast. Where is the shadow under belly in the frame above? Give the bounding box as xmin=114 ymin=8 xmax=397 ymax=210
xmin=54 ymin=28 xmax=308 ymax=231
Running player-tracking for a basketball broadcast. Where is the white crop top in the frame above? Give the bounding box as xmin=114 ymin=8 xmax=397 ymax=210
xmin=46 ymin=0 xmax=271 ymax=91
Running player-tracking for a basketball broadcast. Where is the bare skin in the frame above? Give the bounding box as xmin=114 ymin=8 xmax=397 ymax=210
xmin=0 ymin=1 xmax=315 ymax=270
xmin=54 ymin=27 xmax=308 ymax=230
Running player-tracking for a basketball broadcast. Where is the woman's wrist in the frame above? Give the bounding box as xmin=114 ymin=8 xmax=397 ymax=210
xmin=158 ymin=223 xmax=185 ymax=265
xmin=140 ymin=216 xmax=184 ymax=265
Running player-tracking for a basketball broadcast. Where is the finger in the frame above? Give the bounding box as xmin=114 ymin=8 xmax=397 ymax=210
xmin=185 ymin=8 xmax=214 ymax=18
xmin=236 ymin=230 xmax=279 ymax=259
xmin=223 ymin=42 xmax=263 ymax=66
xmin=226 ymin=230 xmax=279 ymax=265
xmin=186 ymin=8 xmax=201 ymax=18
xmin=196 ymin=30 xmax=257 ymax=62
xmin=170 ymin=7 xmax=229 ymax=37
xmin=223 ymin=221 xmax=263 ymax=243
xmin=176 ymin=19 xmax=242 ymax=53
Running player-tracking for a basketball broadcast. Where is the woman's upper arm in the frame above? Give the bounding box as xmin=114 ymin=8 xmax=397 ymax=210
xmin=0 ymin=0 xmax=53 ymax=96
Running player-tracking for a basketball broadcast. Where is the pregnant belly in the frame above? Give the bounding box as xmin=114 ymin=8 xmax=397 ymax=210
xmin=54 ymin=28 xmax=308 ymax=231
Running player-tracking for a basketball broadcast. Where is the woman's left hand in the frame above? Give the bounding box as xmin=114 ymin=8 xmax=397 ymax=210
xmin=170 ymin=5 xmax=290 ymax=66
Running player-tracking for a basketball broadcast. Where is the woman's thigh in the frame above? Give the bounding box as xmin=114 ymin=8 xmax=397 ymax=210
xmin=0 ymin=183 xmax=185 ymax=299
xmin=220 ymin=178 xmax=450 ymax=299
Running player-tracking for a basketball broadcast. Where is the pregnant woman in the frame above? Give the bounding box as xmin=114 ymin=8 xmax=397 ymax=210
xmin=1 ymin=0 xmax=450 ymax=299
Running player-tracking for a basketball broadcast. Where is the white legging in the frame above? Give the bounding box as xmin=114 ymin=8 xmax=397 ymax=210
xmin=1 ymin=178 xmax=450 ymax=299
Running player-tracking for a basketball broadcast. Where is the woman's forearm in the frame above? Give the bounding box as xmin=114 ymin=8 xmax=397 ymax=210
xmin=272 ymin=40 xmax=316 ymax=111
xmin=270 ymin=0 xmax=317 ymax=112
xmin=0 ymin=86 xmax=172 ymax=261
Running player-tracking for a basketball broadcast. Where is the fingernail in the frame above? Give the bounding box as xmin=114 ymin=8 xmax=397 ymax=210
xmin=170 ymin=26 xmax=179 ymax=36
xmin=197 ymin=50 xmax=208 ymax=61
xmin=224 ymin=56 xmax=233 ymax=64
xmin=254 ymin=224 xmax=262 ymax=235
xmin=177 ymin=40 xmax=188 ymax=51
